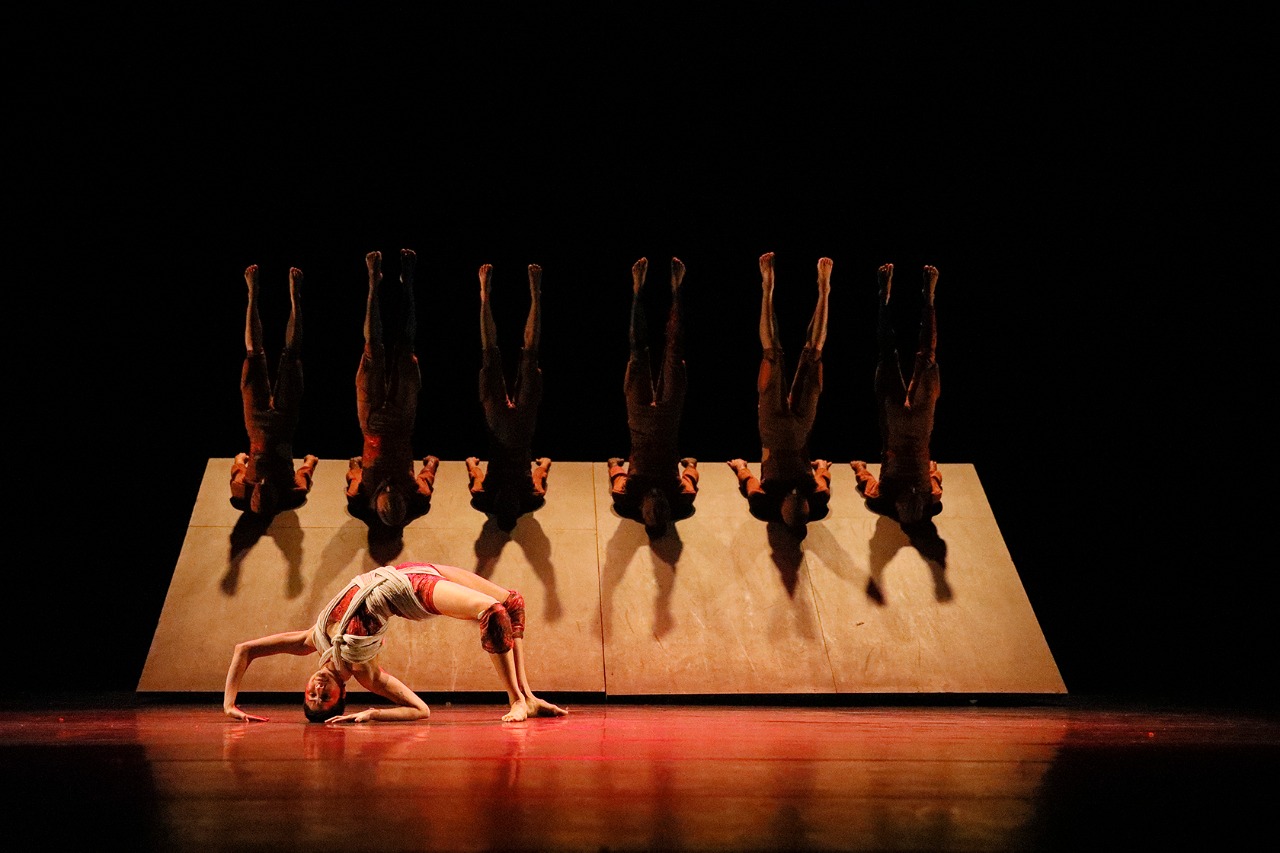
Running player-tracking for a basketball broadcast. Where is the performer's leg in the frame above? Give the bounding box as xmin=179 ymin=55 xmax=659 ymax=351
xmin=398 ymin=248 xmax=417 ymax=352
xmin=758 ymin=251 xmax=780 ymax=351
xmin=626 ymin=257 xmax=655 ymax=403
xmin=787 ymin=258 xmax=831 ymax=420
xmin=432 ymin=567 xmax=567 ymax=718
xmin=274 ymin=266 xmax=306 ymax=422
xmin=658 ymin=257 xmax=687 ymax=404
xmin=523 ymin=263 xmax=542 ymax=354
xmin=906 ymin=265 xmax=940 ymax=404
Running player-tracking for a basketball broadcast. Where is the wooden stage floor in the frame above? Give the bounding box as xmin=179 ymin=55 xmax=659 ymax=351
xmin=4 ymin=695 xmax=1276 ymax=852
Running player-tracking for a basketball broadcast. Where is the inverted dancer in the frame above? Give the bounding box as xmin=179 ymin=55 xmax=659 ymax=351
xmin=466 ymin=262 xmax=551 ymax=532
xmin=346 ymin=249 xmax=439 ymax=529
xmin=224 ymin=561 xmax=568 ymax=723
xmin=608 ymin=256 xmax=699 ymax=538
xmin=230 ymin=263 xmax=318 ymax=517
xmin=728 ymin=252 xmax=833 ymax=539
xmin=850 ymin=263 xmax=943 ymax=526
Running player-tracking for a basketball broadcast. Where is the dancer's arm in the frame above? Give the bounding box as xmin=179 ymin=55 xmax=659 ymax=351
xmin=328 ymin=664 xmax=431 ymax=723
xmin=224 ymin=629 xmax=315 ymax=721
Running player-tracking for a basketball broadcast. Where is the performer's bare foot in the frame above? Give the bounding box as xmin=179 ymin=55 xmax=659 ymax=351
xmin=528 ymin=263 xmax=542 ymax=298
xmin=502 ymin=698 xmax=530 ymax=722
xmin=366 ymin=250 xmax=382 ymax=278
xmin=759 ymin=252 xmax=775 ymax=294
xmin=288 ymin=266 xmax=303 ymax=297
xmin=244 ymin=263 xmax=259 ymax=294
xmin=632 ymin=257 xmax=648 ymax=294
xmin=922 ymin=264 xmax=938 ymax=305
xmin=526 ymin=695 xmax=569 ymax=717
xmin=671 ymin=257 xmax=685 ymax=293
xmin=878 ymin=263 xmax=893 ymax=305
xmin=400 ymin=248 xmax=416 ymax=279
xmin=816 ymin=257 xmax=832 ymax=297
xmin=478 ymin=263 xmax=492 ymax=301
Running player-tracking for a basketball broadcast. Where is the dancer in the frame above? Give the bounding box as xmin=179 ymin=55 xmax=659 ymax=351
xmin=727 ymin=252 xmax=833 ymax=539
xmin=607 ymin=257 xmax=699 ymax=538
xmin=347 ymin=249 xmax=439 ymax=529
xmin=224 ymin=561 xmax=568 ymax=723
xmin=230 ymin=263 xmax=318 ymax=517
xmin=467 ymin=262 xmax=550 ymax=532
xmin=851 ymin=263 xmax=943 ymax=526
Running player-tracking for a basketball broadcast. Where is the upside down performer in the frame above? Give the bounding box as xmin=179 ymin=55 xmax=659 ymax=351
xmin=223 ymin=561 xmax=568 ymax=723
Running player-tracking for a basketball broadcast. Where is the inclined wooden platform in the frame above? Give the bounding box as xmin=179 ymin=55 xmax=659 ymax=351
xmin=138 ymin=459 xmax=1064 ymax=698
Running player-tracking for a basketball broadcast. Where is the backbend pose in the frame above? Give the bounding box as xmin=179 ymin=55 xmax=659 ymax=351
xmin=608 ymin=257 xmax=699 ymax=538
xmin=224 ymin=561 xmax=569 ymax=723
xmin=346 ymin=249 xmax=440 ymax=529
xmin=850 ymin=263 xmax=943 ymax=526
xmin=230 ymin=264 xmax=318 ymax=516
xmin=728 ymin=252 xmax=833 ymax=539
xmin=466 ymin=262 xmax=551 ymax=533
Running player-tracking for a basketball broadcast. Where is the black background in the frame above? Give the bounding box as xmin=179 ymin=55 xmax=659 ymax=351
xmin=14 ymin=5 xmax=1270 ymax=705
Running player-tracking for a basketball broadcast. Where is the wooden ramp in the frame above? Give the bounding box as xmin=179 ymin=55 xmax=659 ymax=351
xmin=138 ymin=460 xmax=1065 ymax=697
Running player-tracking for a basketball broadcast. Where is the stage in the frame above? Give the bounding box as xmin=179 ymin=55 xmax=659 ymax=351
xmin=4 ymin=695 xmax=1275 ymax=851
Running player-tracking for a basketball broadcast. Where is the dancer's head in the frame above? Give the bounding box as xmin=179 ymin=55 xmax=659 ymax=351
xmin=894 ymin=485 xmax=928 ymax=527
xmin=303 ymin=668 xmax=347 ymax=722
xmin=780 ymin=490 xmax=809 ymax=536
xmin=250 ymin=481 xmax=279 ymax=517
xmin=641 ymin=487 xmax=671 ymax=538
xmin=374 ymin=483 xmax=407 ymax=528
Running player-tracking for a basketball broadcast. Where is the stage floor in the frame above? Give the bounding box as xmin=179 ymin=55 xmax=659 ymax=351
xmin=3 ymin=696 xmax=1276 ymax=851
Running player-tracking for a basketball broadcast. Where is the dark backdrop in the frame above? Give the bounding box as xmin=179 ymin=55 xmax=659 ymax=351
xmin=15 ymin=5 xmax=1270 ymax=705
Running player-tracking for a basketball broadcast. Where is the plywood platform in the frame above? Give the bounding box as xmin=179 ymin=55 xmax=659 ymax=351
xmin=138 ymin=460 xmax=1065 ymax=696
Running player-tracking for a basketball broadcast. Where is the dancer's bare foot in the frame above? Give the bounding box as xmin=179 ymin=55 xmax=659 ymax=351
xmin=632 ymin=257 xmax=648 ymax=294
xmin=502 ymin=698 xmax=530 ymax=722
xmin=400 ymin=248 xmax=416 ymax=279
xmin=367 ymin=250 xmax=382 ymax=278
xmin=922 ymin=264 xmax=938 ymax=305
xmin=244 ymin=263 xmax=259 ymax=292
xmin=670 ymin=257 xmax=685 ymax=293
xmin=759 ymin=252 xmax=775 ymax=293
xmin=478 ymin=263 xmax=492 ymax=300
xmin=526 ymin=695 xmax=569 ymax=717
xmin=816 ymin=257 xmax=832 ymax=296
xmin=528 ymin=263 xmax=542 ymax=297
xmin=878 ymin=263 xmax=893 ymax=304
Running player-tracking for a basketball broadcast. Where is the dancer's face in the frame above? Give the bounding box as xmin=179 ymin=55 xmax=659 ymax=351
xmin=304 ymin=669 xmax=343 ymax=715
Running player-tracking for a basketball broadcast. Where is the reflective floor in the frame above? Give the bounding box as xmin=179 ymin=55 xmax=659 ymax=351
xmin=4 ymin=695 xmax=1277 ymax=852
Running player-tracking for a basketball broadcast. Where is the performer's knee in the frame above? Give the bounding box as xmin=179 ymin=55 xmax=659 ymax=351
xmin=479 ymin=602 xmax=514 ymax=654
xmin=502 ymin=591 xmax=526 ymax=639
